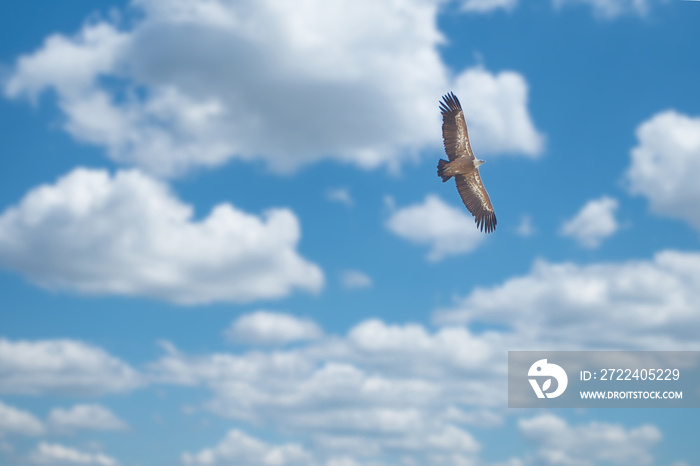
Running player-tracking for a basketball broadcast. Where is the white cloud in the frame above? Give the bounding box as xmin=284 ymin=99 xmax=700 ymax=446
xmin=452 ymin=67 xmax=545 ymax=157
xmin=0 ymin=253 xmax=680 ymax=464
xmin=385 ymin=194 xmax=487 ymax=261
xmin=4 ymin=23 xmax=128 ymax=101
xmin=4 ymin=1 xmax=543 ymax=176
xmin=0 ymin=338 xmax=140 ymax=395
xmin=340 ymin=270 xmax=373 ymax=290
xmin=560 ymin=196 xmax=619 ymax=248
xmin=226 ymin=311 xmax=323 ymax=345
xmin=433 ymin=250 xmax=700 ymax=350
xmin=182 ymin=429 xmax=313 ymax=466
xmin=150 ymin=318 xmax=501 ymax=464
xmin=144 ymin=252 xmax=698 ymax=465
xmin=516 ymin=214 xmax=535 ymax=237
xmin=0 ymin=400 xmax=44 ymax=436
xmin=625 ymin=110 xmax=700 ymax=232
xmin=443 ymin=407 xmax=504 ymax=428
xmin=48 ymin=404 xmax=127 ymax=432
xmin=519 ymin=414 xmax=661 ymax=465
xmin=326 ymin=188 xmax=354 ymax=207
xmin=181 ymin=424 xmax=481 ymax=466
xmin=153 ymin=299 xmax=674 ymax=465
xmin=0 ymin=167 xmax=323 ymax=304
xmin=461 ymin=0 xmax=519 ymax=13
xmin=28 ymin=442 xmax=118 ymax=466
xmin=551 ymin=0 xmax=652 ymax=18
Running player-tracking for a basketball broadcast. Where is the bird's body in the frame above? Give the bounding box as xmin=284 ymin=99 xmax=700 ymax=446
xmin=437 ymin=156 xmax=482 ymax=181
xmin=437 ymin=92 xmax=497 ymax=233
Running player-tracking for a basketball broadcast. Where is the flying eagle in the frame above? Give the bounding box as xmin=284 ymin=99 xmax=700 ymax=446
xmin=437 ymin=92 xmax=497 ymax=233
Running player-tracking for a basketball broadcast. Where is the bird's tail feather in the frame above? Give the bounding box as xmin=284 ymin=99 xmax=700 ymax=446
xmin=437 ymin=159 xmax=451 ymax=182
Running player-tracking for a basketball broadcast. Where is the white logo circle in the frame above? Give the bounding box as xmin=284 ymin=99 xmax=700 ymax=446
xmin=528 ymin=359 xmax=568 ymax=399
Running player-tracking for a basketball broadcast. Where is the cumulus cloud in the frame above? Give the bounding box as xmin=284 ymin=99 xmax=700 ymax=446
xmin=181 ymin=422 xmax=481 ymax=466
xmin=0 ymin=400 xmax=44 ymax=436
xmin=0 ymin=167 xmax=323 ymax=304
xmin=225 ymin=311 xmax=323 ymax=345
xmin=452 ymin=67 xmax=544 ymax=157
xmin=143 ymin=244 xmax=699 ymax=465
xmin=386 ymin=195 xmax=487 ymax=261
xmin=28 ymin=442 xmax=118 ymax=466
xmin=434 ymin=250 xmax=700 ymax=350
xmin=461 ymin=0 xmax=519 ymax=13
xmin=4 ymin=23 xmax=128 ymax=101
xmin=519 ymin=414 xmax=661 ymax=465
xmin=625 ymin=110 xmax=700 ymax=232
xmin=339 ymin=270 xmax=373 ymax=290
xmin=0 ymin=254 xmax=682 ymax=464
xmin=0 ymin=338 xmax=140 ymax=395
xmin=560 ymin=196 xmax=619 ymax=248
xmin=516 ymin=214 xmax=536 ymax=237
xmin=182 ymin=429 xmax=313 ymax=466
xmin=47 ymin=404 xmax=127 ymax=432
xmin=148 ymin=296 xmax=683 ymax=464
xmin=326 ymin=188 xmax=354 ymax=207
xmin=149 ymin=316 xmax=505 ymax=465
xmin=552 ymin=0 xmax=652 ymax=18
xmin=345 ymin=319 xmax=499 ymax=375
xmin=4 ymin=0 xmax=543 ymax=176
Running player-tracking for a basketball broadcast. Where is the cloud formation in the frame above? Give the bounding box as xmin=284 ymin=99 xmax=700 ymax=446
xmin=552 ymin=0 xmax=652 ymax=18
xmin=326 ymin=188 xmax=354 ymax=208
xmin=452 ymin=67 xmax=544 ymax=157
xmin=625 ymin=110 xmax=700 ymax=232
xmin=47 ymin=404 xmax=127 ymax=432
xmin=560 ymin=196 xmax=619 ymax=248
xmin=340 ymin=270 xmax=373 ymax=290
xmin=147 ymin=299 xmax=686 ymax=464
xmin=519 ymin=414 xmax=661 ymax=465
xmin=4 ymin=0 xmax=543 ymax=176
xmin=226 ymin=311 xmax=323 ymax=345
xmin=386 ymin=195 xmax=487 ymax=261
xmin=28 ymin=442 xmax=118 ymax=466
xmin=150 ymin=317 xmax=501 ymax=464
xmin=182 ymin=429 xmax=313 ymax=466
xmin=516 ymin=214 xmax=536 ymax=237
xmin=0 ymin=168 xmax=323 ymax=304
xmin=461 ymin=0 xmax=519 ymax=13
xmin=434 ymin=250 xmax=700 ymax=350
xmin=0 ymin=400 xmax=44 ymax=437
xmin=0 ymin=338 xmax=140 ymax=395
xmin=1 ymin=286 xmax=683 ymax=465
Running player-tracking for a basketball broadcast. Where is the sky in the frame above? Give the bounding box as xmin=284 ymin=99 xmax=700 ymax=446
xmin=0 ymin=0 xmax=700 ymax=464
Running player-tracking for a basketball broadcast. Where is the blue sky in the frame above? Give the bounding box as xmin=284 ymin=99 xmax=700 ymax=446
xmin=1 ymin=0 xmax=700 ymax=464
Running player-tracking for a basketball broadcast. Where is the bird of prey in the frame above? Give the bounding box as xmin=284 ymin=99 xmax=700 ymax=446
xmin=437 ymin=92 xmax=497 ymax=233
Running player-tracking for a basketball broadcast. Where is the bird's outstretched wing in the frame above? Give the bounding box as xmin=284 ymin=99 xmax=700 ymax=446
xmin=439 ymin=92 xmax=475 ymax=162
xmin=455 ymin=171 xmax=497 ymax=233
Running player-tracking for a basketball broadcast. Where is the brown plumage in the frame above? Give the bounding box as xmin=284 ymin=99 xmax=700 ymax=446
xmin=437 ymin=92 xmax=497 ymax=233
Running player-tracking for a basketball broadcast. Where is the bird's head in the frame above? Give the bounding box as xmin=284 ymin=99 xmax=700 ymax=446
xmin=475 ymin=159 xmax=486 ymax=167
